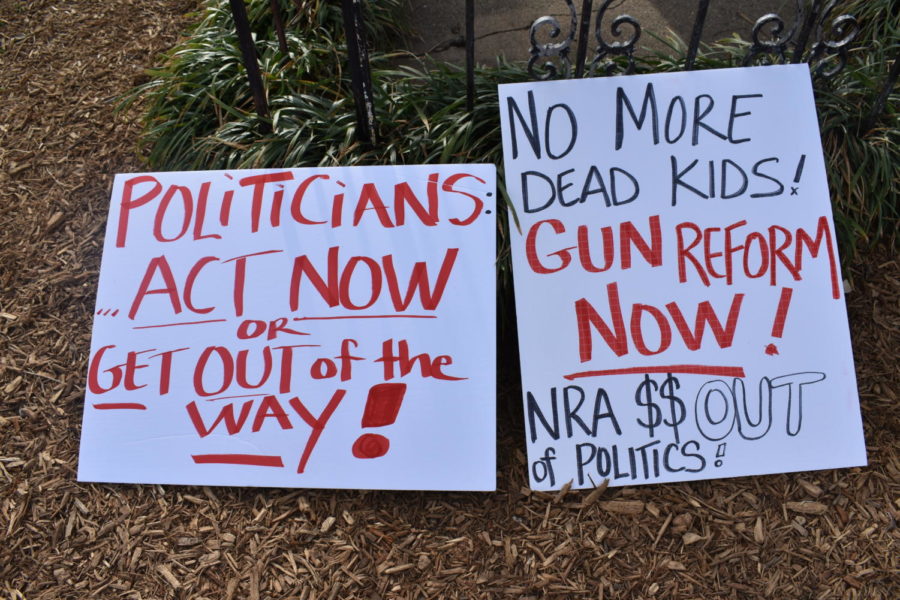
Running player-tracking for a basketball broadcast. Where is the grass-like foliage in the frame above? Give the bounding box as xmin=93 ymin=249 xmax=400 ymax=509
xmin=122 ymin=0 xmax=410 ymax=168
xmin=127 ymin=0 xmax=897 ymax=263
xmin=816 ymin=0 xmax=899 ymax=252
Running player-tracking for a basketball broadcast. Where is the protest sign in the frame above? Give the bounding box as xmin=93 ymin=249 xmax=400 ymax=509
xmin=79 ymin=165 xmax=496 ymax=491
xmin=499 ymin=65 xmax=866 ymax=490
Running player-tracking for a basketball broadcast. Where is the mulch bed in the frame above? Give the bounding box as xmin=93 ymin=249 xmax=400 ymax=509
xmin=1 ymin=2 xmax=897 ymax=598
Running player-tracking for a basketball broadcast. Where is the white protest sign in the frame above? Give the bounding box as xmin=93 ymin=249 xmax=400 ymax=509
xmin=499 ymin=65 xmax=866 ymax=490
xmin=79 ymin=165 xmax=496 ymax=491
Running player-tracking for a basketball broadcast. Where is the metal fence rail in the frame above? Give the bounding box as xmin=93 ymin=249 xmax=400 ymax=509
xmin=227 ymin=0 xmax=897 ymax=140
xmin=527 ymin=0 xmax=861 ymax=78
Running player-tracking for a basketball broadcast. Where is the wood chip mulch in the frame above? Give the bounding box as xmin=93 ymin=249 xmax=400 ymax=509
xmin=0 ymin=2 xmax=897 ymax=598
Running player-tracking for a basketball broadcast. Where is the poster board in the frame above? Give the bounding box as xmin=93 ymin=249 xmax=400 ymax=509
xmin=499 ymin=65 xmax=866 ymax=490
xmin=79 ymin=165 xmax=497 ymax=491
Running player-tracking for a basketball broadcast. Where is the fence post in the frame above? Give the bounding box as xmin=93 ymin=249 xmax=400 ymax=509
xmin=341 ymin=0 xmax=377 ymax=145
xmin=465 ymin=0 xmax=475 ymax=112
xmin=864 ymin=52 xmax=899 ymax=132
xmin=228 ymin=0 xmax=271 ymax=133
xmin=270 ymin=0 xmax=289 ymax=55
xmin=790 ymin=0 xmax=819 ymax=63
xmin=573 ymin=0 xmax=594 ymax=78
xmin=685 ymin=0 xmax=709 ymax=70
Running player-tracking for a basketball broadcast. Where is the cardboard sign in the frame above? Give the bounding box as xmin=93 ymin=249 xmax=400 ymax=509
xmin=79 ymin=165 xmax=497 ymax=490
xmin=499 ymin=65 xmax=866 ymax=490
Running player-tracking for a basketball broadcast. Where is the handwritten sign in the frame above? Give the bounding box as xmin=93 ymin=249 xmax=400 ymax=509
xmin=79 ymin=165 xmax=497 ymax=490
xmin=500 ymin=65 xmax=866 ymax=490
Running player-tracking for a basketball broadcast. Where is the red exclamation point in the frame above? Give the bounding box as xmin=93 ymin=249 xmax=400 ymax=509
xmin=352 ymin=383 xmax=407 ymax=459
xmin=766 ymin=287 xmax=793 ymax=355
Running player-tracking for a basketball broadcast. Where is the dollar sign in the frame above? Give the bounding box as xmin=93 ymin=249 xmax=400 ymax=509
xmin=635 ymin=374 xmax=662 ymax=437
xmin=660 ymin=374 xmax=686 ymax=443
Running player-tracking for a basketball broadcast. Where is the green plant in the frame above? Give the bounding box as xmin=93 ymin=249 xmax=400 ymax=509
xmin=120 ymin=0 xmax=409 ymax=169
xmin=636 ymin=0 xmax=899 ymax=258
xmin=126 ymin=0 xmax=897 ymax=267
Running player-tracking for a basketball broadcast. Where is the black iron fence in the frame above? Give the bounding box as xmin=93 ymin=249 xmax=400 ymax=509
xmin=528 ymin=0 xmax=860 ymax=77
xmin=227 ymin=0 xmax=898 ymax=141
